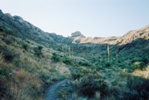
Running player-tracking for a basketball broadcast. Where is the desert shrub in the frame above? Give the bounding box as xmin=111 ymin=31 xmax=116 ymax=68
xmin=38 ymin=46 xmax=43 ymax=51
xmin=0 ymin=47 xmax=16 ymax=62
xmin=3 ymin=35 xmax=17 ymax=45
xmin=34 ymin=46 xmax=43 ymax=57
xmin=81 ymin=67 xmax=91 ymax=74
xmin=141 ymin=57 xmax=149 ymax=64
xmin=4 ymin=39 xmax=12 ymax=45
xmin=104 ymin=62 xmax=111 ymax=67
xmin=72 ymin=72 xmax=84 ymax=79
xmin=52 ymin=53 xmax=61 ymax=62
xmin=39 ymin=69 xmax=60 ymax=83
xmin=124 ymin=76 xmax=149 ymax=100
xmin=62 ymin=56 xmax=72 ymax=65
xmin=103 ymin=60 xmax=116 ymax=68
xmin=4 ymin=54 xmax=15 ymax=62
xmin=0 ymin=66 xmax=11 ymax=79
xmin=22 ymin=44 xmax=30 ymax=51
xmin=76 ymin=75 xmax=109 ymax=98
xmin=132 ymin=61 xmax=145 ymax=70
xmin=78 ymin=61 xmax=90 ymax=66
xmin=39 ymin=69 xmax=50 ymax=82
xmin=26 ymin=40 xmax=30 ymax=44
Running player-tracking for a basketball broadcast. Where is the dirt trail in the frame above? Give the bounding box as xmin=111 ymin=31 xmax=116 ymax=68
xmin=44 ymin=79 xmax=69 ymax=100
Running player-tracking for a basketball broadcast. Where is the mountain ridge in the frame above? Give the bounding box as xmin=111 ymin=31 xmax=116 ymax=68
xmin=1 ymin=9 xmax=149 ymax=46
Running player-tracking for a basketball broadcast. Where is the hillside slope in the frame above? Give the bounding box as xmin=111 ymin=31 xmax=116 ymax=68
xmin=0 ymin=10 xmax=149 ymax=100
xmin=0 ymin=10 xmax=53 ymax=42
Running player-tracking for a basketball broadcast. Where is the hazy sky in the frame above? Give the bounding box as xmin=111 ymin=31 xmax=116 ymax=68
xmin=0 ymin=0 xmax=149 ymax=37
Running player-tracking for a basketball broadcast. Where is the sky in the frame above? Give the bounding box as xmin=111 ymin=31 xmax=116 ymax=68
xmin=0 ymin=0 xmax=149 ymax=37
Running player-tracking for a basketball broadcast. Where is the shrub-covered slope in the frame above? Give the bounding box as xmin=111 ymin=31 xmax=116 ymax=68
xmin=0 ymin=10 xmax=149 ymax=100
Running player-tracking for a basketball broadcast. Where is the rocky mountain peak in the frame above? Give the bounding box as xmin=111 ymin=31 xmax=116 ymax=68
xmin=71 ymin=31 xmax=85 ymax=38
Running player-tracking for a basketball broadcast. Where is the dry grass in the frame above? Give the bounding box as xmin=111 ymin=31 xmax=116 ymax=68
xmin=8 ymin=69 xmax=43 ymax=100
xmin=9 ymin=81 xmax=32 ymax=100
xmin=54 ymin=62 xmax=71 ymax=78
xmin=0 ymin=36 xmax=45 ymax=99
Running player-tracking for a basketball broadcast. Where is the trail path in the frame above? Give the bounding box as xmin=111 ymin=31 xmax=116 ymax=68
xmin=45 ymin=79 xmax=69 ymax=100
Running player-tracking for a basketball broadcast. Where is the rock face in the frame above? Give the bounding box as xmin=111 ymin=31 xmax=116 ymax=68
xmin=71 ymin=31 xmax=85 ymax=38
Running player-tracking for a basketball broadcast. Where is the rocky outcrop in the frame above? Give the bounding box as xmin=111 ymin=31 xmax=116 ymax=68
xmin=71 ymin=31 xmax=85 ymax=38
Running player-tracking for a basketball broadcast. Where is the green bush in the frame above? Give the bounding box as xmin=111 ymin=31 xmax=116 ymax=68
xmin=132 ymin=61 xmax=145 ymax=70
xmin=0 ymin=66 xmax=11 ymax=79
xmin=0 ymin=47 xmax=16 ymax=62
xmin=4 ymin=39 xmax=11 ymax=45
xmin=78 ymin=61 xmax=90 ymax=66
xmin=38 ymin=46 xmax=43 ymax=51
xmin=104 ymin=62 xmax=111 ymax=67
xmin=125 ymin=76 xmax=149 ymax=99
xmin=39 ymin=69 xmax=50 ymax=81
xmin=22 ymin=44 xmax=30 ymax=51
xmin=52 ymin=53 xmax=61 ymax=62
xmin=34 ymin=46 xmax=43 ymax=57
xmin=71 ymin=71 xmax=84 ymax=79
xmin=76 ymin=75 xmax=109 ymax=97
xmin=62 ymin=56 xmax=72 ymax=65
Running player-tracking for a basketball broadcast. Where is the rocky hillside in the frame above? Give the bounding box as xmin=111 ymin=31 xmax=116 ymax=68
xmin=0 ymin=10 xmax=54 ymax=42
xmin=70 ymin=26 xmax=149 ymax=45
xmin=0 ymin=9 xmax=149 ymax=63
xmin=1 ymin=8 xmax=148 ymax=64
